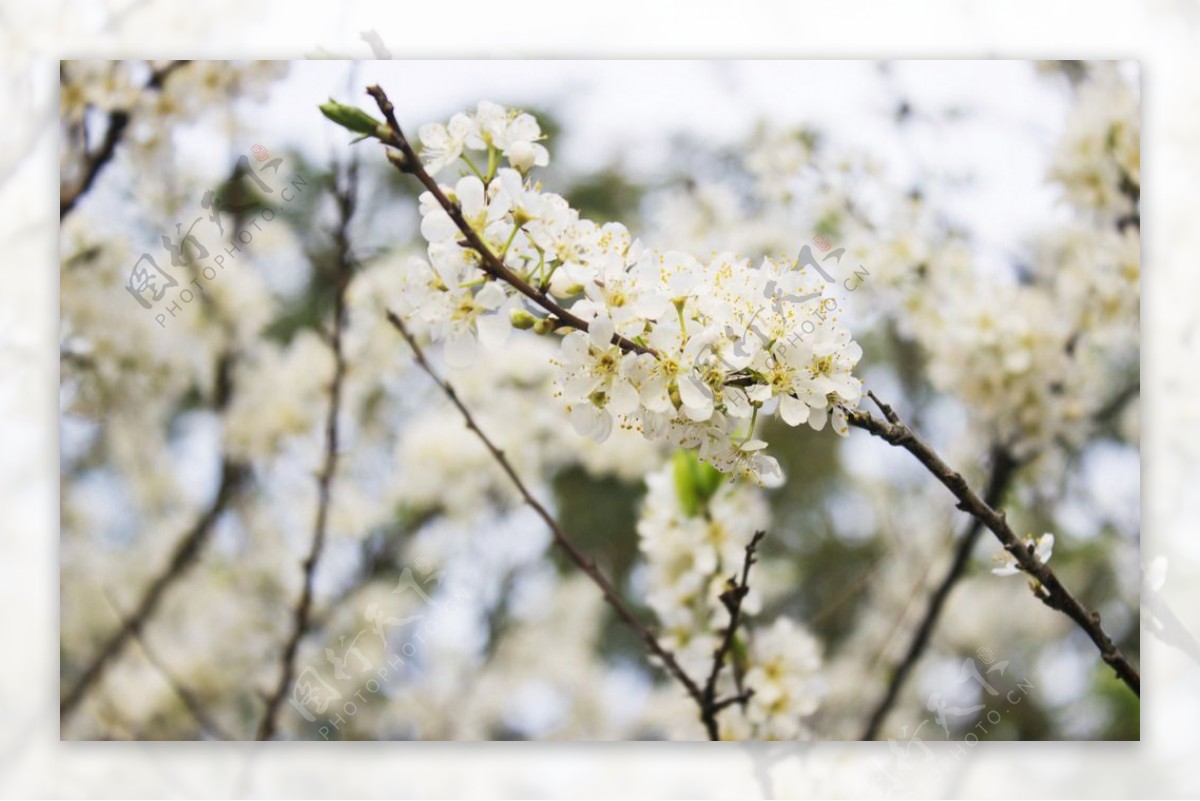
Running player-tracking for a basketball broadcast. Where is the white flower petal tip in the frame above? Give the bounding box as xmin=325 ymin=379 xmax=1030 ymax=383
xmin=992 ymin=533 xmax=1055 ymax=578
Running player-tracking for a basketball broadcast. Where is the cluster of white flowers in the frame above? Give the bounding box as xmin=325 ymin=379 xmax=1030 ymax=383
xmin=637 ymin=456 xmax=768 ymax=674
xmin=631 ymin=66 xmax=1138 ymax=740
xmin=733 ymin=617 xmax=825 ymax=740
xmin=418 ymin=101 xmax=549 ymax=176
xmin=636 ymin=456 xmax=824 ymax=739
xmin=640 ymin=69 xmax=1139 ymax=466
xmin=395 ymin=104 xmax=865 ymax=485
xmin=1048 ymin=67 xmax=1140 ymax=224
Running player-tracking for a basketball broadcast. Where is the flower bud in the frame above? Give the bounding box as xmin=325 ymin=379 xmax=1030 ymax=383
xmin=319 ymin=99 xmax=385 ymax=136
xmin=510 ymin=309 xmax=537 ymax=330
xmin=507 ymin=140 xmax=538 ymax=173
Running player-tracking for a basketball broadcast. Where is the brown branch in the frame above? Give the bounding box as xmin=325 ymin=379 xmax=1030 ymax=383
xmin=860 ymin=446 xmax=1018 ymax=740
xmin=60 ymin=455 xmax=247 ymax=722
xmin=257 ymin=163 xmax=357 ymax=740
xmin=847 ymin=391 xmax=1140 ymax=698
xmin=384 ymin=310 xmax=711 ymax=719
xmin=701 ymin=530 xmax=765 ymax=740
xmin=1116 ymin=172 xmax=1140 ymax=234
xmin=106 ymin=591 xmax=234 ymax=740
xmin=363 ymin=84 xmax=654 ymax=358
xmin=1095 ymin=379 xmax=1139 ymax=427
xmin=60 ymin=60 xmax=191 ymax=220
xmin=61 ymin=286 xmax=241 ymax=725
xmin=60 ymin=109 xmax=129 ymax=220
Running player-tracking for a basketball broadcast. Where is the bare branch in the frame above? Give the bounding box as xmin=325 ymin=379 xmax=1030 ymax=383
xmin=60 ymin=455 xmax=246 ymax=722
xmin=860 ymin=446 xmax=1018 ymax=740
xmin=60 ymin=60 xmax=191 ymax=219
xmin=384 ymin=311 xmax=711 ymax=721
xmin=106 ymin=592 xmax=234 ymax=740
xmin=60 ymin=254 xmax=241 ymax=725
xmin=257 ymin=162 xmax=358 ymax=740
xmin=846 ymin=391 xmax=1140 ymax=698
xmin=701 ymin=530 xmax=765 ymax=740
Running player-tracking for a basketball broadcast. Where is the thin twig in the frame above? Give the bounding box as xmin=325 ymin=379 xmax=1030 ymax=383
xmin=364 ymin=84 xmax=653 ymax=357
xmin=385 ymin=310 xmax=715 ymax=721
xmin=1095 ymin=379 xmax=1139 ymax=426
xmin=701 ymin=530 xmax=765 ymax=739
xmin=60 ymin=455 xmax=246 ymax=721
xmin=860 ymin=446 xmax=1018 ymax=740
xmin=256 ymin=162 xmax=358 ymax=740
xmin=60 ymin=60 xmax=191 ymax=219
xmin=61 ymin=298 xmax=241 ymax=725
xmin=105 ymin=591 xmax=234 ymax=740
xmin=1116 ymin=172 xmax=1140 ymax=234
xmin=846 ymin=392 xmax=1140 ymax=697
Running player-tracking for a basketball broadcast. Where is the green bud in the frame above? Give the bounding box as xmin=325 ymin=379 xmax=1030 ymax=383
xmin=510 ymin=309 xmax=537 ymax=330
xmin=319 ymin=99 xmax=385 ymax=137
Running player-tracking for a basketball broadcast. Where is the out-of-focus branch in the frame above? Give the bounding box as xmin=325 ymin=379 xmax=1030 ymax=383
xmin=701 ymin=530 xmax=764 ymax=739
xmin=60 ymin=262 xmax=243 ymax=726
xmin=60 ymin=60 xmax=191 ymax=220
xmin=1116 ymin=173 xmax=1140 ymax=234
xmin=60 ymin=108 xmax=128 ymax=220
xmin=107 ymin=592 xmax=234 ymax=740
xmin=860 ymin=446 xmax=1018 ymax=740
xmin=257 ymin=163 xmax=358 ymax=740
xmin=846 ymin=392 xmax=1140 ymax=699
xmin=1095 ymin=379 xmax=1139 ymax=427
xmin=385 ymin=311 xmax=749 ymax=736
xmin=364 ymin=84 xmax=654 ymax=358
xmin=60 ymin=455 xmax=247 ymax=722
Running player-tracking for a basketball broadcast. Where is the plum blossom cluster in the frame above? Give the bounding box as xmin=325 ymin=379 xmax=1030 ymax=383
xmin=637 ymin=455 xmax=824 ymax=739
xmin=1047 ymin=69 xmax=1140 ymax=224
xmin=418 ymin=100 xmax=550 ymax=176
xmin=391 ymin=102 xmax=865 ymax=486
xmin=647 ymin=67 xmax=1138 ymax=464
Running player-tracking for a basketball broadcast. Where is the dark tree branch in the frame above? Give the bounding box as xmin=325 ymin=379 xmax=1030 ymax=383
xmin=847 ymin=392 xmax=1140 ymax=698
xmin=384 ymin=311 xmax=723 ymax=728
xmin=1116 ymin=172 xmax=1140 ymax=234
xmin=107 ymin=592 xmax=234 ymax=740
xmin=60 ymin=109 xmax=129 ymax=220
xmin=363 ymin=84 xmax=654 ymax=358
xmin=860 ymin=446 xmax=1018 ymax=740
xmin=60 ymin=455 xmax=247 ymax=721
xmin=60 ymin=60 xmax=191 ymax=219
xmin=60 ymin=282 xmax=242 ymax=725
xmin=701 ymin=530 xmax=765 ymax=740
xmin=1095 ymin=379 xmax=1140 ymax=427
xmin=257 ymin=163 xmax=358 ymax=740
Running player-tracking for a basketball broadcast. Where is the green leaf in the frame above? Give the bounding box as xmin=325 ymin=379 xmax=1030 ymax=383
xmin=673 ymin=450 xmax=724 ymax=517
